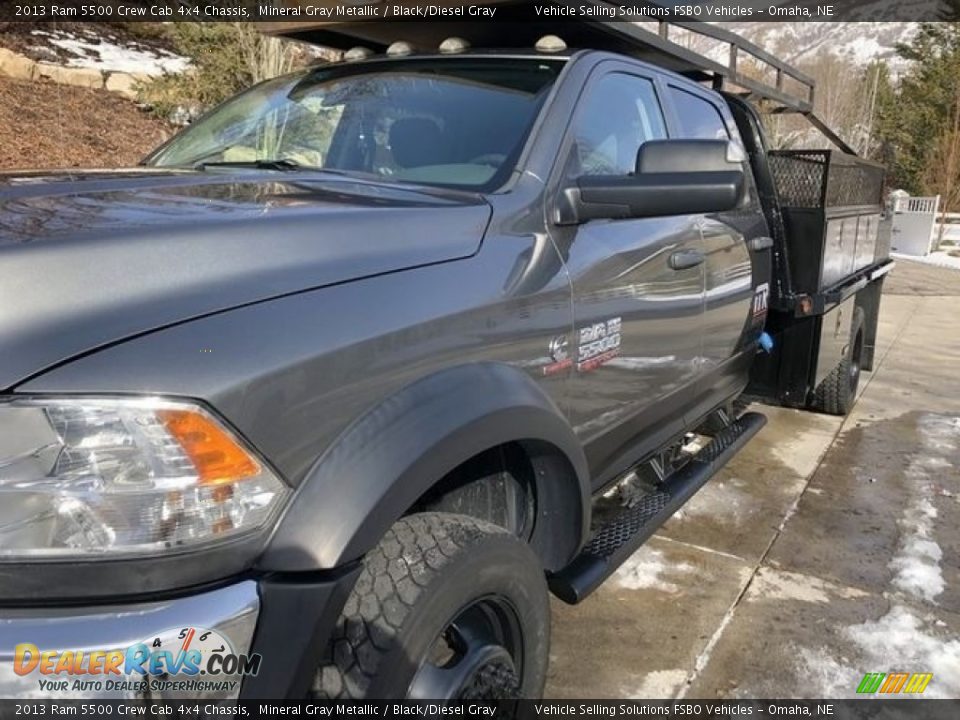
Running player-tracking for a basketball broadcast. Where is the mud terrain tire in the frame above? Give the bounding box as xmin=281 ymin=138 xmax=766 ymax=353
xmin=811 ymin=307 xmax=865 ymax=416
xmin=312 ymin=512 xmax=549 ymax=699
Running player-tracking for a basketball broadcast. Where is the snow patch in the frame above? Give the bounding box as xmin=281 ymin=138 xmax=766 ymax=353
xmin=919 ymin=415 xmax=960 ymax=452
xmin=892 ymin=250 xmax=960 ymax=271
xmin=674 ymin=477 xmax=751 ymax=523
xmin=886 ymin=414 xmax=958 ymax=604
xmin=752 ymin=568 xmax=868 ymax=604
xmin=624 ymin=669 xmax=688 ymax=699
xmin=716 ymin=20 xmax=919 ymax=70
xmin=889 ymin=501 xmax=944 ymax=602
xmin=796 ymin=646 xmax=860 ymax=698
xmin=846 ymin=606 xmax=960 ymax=698
xmin=795 ymin=413 xmax=960 ymax=698
xmin=30 ymin=30 xmax=188 ymax=76
xmin=615 ymin=546 xmax=695 ymax=593
xmin=798 ymin=605 xmax=960 ymax=698
xmin=845 ymin=36 xmax=886 ymax=64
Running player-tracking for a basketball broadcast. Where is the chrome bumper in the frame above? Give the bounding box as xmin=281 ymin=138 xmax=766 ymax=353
xmin=0 ymin=581 xmax=259 ymax=700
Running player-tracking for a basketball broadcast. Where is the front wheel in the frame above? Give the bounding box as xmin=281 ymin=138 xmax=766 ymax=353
xmin=312 ymin=513 xmax=550 ymax=699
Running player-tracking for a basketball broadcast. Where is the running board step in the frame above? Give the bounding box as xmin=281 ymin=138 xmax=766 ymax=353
xmin=549 ymin=412 xmax=767 ymax=604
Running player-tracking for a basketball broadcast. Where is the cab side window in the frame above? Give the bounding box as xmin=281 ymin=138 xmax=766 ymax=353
xmin=668 ymin=87 xmax=730 ymax=140
xmin=570 ymin=73 xmax=668 ymax=177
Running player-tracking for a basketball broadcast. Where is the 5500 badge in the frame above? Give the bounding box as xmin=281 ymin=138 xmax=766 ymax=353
xmin=14 ymin=626 xmax=261 ymax=692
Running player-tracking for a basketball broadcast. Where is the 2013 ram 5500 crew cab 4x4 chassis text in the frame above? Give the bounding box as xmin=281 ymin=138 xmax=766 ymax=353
xmin=0 ymin=16 xmax=892 ymax=701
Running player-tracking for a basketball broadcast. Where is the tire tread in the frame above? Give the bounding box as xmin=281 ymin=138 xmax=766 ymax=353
xmin=313 ymin=513 xmax=507 ymax=699
xmin=810 ymin=307 xmax=865 ymax=416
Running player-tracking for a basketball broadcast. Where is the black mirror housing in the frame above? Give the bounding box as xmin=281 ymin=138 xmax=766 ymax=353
xmin=556 ymin=139 xmax=745 ymax=225
xmin=634 ymin=138 xmax=742 ymax=174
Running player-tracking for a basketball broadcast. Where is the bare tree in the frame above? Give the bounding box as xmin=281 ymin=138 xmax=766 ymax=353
xmin=233 ymin=23 xmax=299 ymax=84
xmin=747 ymin=52 xmax=877 ymax=151
xmin=803 ymin=53 xmax=877 ymax=148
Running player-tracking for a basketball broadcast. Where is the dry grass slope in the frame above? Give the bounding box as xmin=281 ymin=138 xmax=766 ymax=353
xmin=0 ymin=75 xmax=174 ymax=170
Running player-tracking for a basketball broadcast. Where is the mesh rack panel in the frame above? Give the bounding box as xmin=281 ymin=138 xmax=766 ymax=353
xmin=769 ymin=150 xmax=885 ymax=209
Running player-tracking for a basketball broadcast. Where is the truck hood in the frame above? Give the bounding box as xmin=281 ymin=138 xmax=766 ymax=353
xmin=0 ymin=168 xmax=491 ymax=389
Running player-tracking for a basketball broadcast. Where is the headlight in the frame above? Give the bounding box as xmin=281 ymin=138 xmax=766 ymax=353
xmin=0 ymin=397 xmax=289 ymax=559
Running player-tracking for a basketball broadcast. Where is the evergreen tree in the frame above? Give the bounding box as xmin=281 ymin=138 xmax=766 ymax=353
xmin=877 ymin=23 xmax=960 ymax=200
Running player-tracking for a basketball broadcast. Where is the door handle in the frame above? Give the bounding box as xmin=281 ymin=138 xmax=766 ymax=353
xmin=669 ymin=250 xmax=705 ymax=271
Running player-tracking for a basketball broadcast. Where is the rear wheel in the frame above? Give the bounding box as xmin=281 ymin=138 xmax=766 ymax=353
xmin=811 ymin=307 xmax=865 ymax=416
xmin=312 ymin=512 xmax=549 ymax=699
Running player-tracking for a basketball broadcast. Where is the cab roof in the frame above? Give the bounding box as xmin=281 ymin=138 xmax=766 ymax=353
xmin=261 ymin=0 xmax=815 ymax=114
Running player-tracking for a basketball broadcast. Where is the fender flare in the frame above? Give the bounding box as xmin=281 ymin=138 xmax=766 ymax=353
xmin=258 ymin=362 xmax=590 ymax=572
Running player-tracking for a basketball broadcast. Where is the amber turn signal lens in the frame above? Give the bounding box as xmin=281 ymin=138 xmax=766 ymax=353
xmin=158 ymin=409 xmax=260 ymax=485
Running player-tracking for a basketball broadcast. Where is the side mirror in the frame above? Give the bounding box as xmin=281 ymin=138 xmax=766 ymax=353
xmin=556 ymin=139 xmax=745 ymax=225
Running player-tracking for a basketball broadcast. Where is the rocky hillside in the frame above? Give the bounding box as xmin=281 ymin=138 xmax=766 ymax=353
xmin=0 ymin=22 xmax=177 ymax=169
xmin=720 ymin=22 xmax=917 ymax=71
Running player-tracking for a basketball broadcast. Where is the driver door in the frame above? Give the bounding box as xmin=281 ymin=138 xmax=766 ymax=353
xmin=547 ymin=68 xmax=706 ymax=487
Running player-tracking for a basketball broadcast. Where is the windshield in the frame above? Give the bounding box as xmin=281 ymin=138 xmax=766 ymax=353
xmin=146 ymin=58 xmax=564 ymax=190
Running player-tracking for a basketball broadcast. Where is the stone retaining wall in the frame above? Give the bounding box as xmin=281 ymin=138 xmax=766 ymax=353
xmin=0 ymin=47 xmax=149 ymax=98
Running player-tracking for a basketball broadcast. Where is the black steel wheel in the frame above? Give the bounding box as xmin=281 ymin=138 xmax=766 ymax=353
xmin=313 ymin=512 xmax=549 ymax=699
xmin=408 ymin=596 xmax=523 ymax=700
xmin=847 ymin=327 xmax=864 ymax=397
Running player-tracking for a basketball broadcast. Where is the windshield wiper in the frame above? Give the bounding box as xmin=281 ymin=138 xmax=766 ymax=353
xmin=192 ymin=160 xmax=367 ymax=180
xmin=193 ymin=158 xmax=308 ymax=172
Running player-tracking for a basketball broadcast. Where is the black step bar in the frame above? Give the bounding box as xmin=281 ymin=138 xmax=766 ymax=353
xmin=549 ymin=412 xmax=767 ymax=604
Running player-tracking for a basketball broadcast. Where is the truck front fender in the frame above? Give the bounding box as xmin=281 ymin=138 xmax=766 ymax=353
xmin=258 ymin=362 xmax=589 ymax=573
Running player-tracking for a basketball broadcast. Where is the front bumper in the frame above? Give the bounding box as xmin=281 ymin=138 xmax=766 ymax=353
xmin=0 ymin=582 xmax=259 ymax=700
xmin=0 ymin=566 xmax=362 ymax=700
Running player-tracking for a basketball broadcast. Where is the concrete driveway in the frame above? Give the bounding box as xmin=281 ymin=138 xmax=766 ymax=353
xmin=546 ymin=260 xmax=960 ymax=700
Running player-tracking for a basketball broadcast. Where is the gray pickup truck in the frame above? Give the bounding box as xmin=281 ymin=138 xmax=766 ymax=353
xmin=0 ymin=21 xmax=892 ymax=702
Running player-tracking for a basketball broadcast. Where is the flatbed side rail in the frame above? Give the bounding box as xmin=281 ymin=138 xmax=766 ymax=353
xmin=799 ymin=258 xmax=895 ymax=318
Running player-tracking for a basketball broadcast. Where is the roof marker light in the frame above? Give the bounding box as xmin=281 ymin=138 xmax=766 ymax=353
xmin=535 ymin=35 xmax=567 ymax=53
xmin=439 ymin=37 xmax=470 ymax=54
xmin=344 ymin=47 xmax=374 ymax=62
xmin=387 ymin=41 xmax=414 ymax=57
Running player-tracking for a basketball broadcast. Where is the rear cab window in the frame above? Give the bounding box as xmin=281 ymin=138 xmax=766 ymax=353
xmin=667 ymin=86 xmax=731 ymax=140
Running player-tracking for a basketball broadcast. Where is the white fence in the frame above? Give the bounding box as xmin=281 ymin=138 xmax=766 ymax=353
xmin=893 ymin=195 xmax=940 ymax=214
xmin=891 ymin=195 xmax=940 ymax=256
xmin=933 ymin=213 xmax=960 ymax=247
